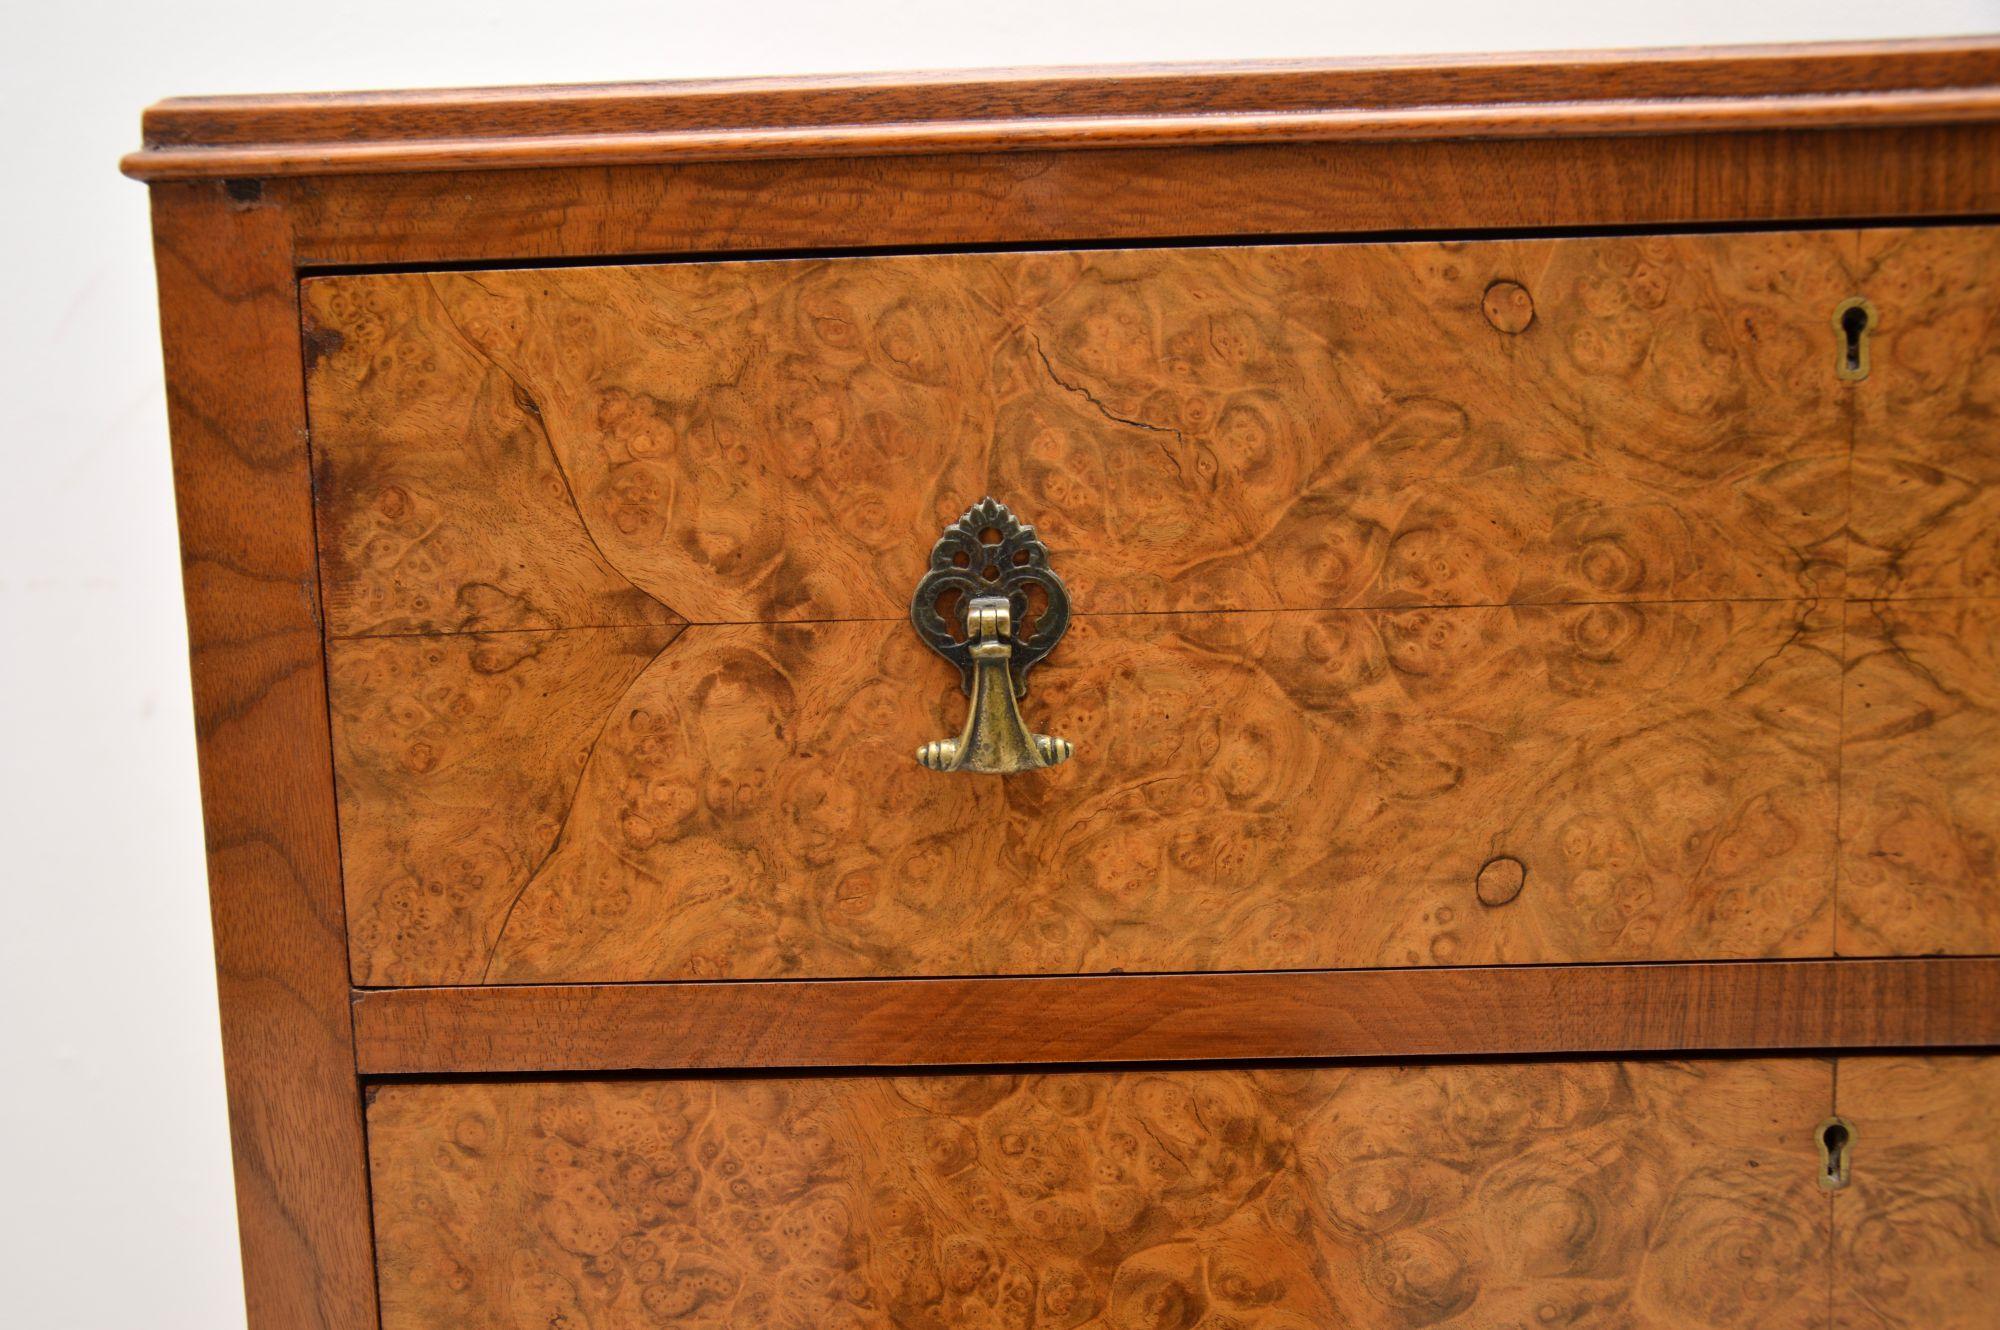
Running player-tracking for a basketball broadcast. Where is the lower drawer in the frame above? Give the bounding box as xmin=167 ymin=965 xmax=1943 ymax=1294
xmin=366 ymin=1056 xmax=1997 ymax=1328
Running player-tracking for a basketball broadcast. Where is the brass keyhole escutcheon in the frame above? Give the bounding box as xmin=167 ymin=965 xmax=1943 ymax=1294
xmin=909 ymin=498 xmax=1074 ymax=774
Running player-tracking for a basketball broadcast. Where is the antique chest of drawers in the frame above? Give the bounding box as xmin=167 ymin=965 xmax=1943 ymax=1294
xmin=127 ymin=39 xmax=2000 ymax=1330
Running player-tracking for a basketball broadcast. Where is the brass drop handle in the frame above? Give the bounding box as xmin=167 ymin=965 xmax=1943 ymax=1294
xmin=909 ymin=498 xmax=1074 ymax=774
xmin=918 ymin=595 xmax=1073 ymax=772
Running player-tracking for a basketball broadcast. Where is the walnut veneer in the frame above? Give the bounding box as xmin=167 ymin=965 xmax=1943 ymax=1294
xmin=128 ymin=39 xmax=2000 ymax=1330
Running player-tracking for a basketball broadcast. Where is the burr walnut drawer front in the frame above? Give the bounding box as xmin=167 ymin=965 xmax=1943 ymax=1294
xmin=303 ymin=225 xmax=2000 ymax=987
xmin=365 ymin=1055 xmax=1999 ymax=1329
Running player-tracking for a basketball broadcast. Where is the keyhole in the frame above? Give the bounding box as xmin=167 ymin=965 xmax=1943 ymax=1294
xmin=1816 ymin=1116 xmax=1853 ymax=1192
xmin=1840 ymin=306 xmax=1867 ymax=371
xmin=1835 ymin=298 xmax=1875 ymax=382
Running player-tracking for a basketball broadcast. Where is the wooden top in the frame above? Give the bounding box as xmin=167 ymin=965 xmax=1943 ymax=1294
xmin=122 ymin=37 xmax=2000 ymax=181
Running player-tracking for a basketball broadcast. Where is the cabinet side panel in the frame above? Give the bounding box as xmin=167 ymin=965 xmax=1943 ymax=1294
xmin=149 ymin=180 xmax=378 ymax=1330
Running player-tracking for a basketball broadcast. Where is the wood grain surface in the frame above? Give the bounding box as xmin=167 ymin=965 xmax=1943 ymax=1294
xmin=305 ymin=225 xmax=2000 ymax=987
xmin=332 ymin=603 xmax=1833 ymax=985
xmin=305 ymin=232 xmax=1854 ymax=625
xmin=1848 ymin=227 xmax=2000 ymax=599
xmin=328 ymin=626 xmax=680 ymax=983
xmin=150 ymin=180 xmax=378 ymax=1327
xmin=122 ymin=38 xmax=2000 ymax=180
xmin=348 ymin=958 xmax=2000 ymax=1075
xmin=366 ymin=1059 xmax=1832 ymax=1329
xmin=277 ymin=125 xmax=2000 ymax=273
xmin=1833 ymin=1055 xmax=2000 ymax=1329
xmin=271 ymin=126 xmax=2000 ymax=277
xmin=1792 ymin=226 xmax=2000 ymax=963
xmin=1840 ymin=599 xmax=2000 ymax=957
xmin=301 ymin=273 xmax=681 ymax=636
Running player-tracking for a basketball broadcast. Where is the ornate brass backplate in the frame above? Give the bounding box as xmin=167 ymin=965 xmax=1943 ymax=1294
xmin=909 ymin=497 xmax=1074 ymax=773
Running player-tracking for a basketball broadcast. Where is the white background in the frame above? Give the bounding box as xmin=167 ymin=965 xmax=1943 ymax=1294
xmin=2 ymin=2 xmax=1995 ymax=1324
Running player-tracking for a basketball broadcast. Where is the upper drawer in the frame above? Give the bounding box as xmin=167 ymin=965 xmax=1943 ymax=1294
xmin=304 ymin=226 xmax=2000 ymax=986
